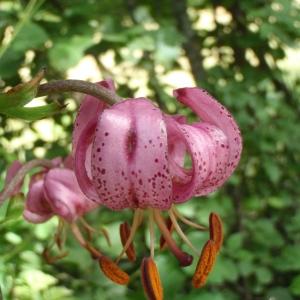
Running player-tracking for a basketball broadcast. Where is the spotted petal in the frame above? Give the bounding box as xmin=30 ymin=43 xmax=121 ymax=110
xmin=72 ymin=79 xmax=115 ymax=153
xmin=91 ymin=99 xmax=172 ymax=210
xmin=173 ymin=88 xmax=242 ymax=179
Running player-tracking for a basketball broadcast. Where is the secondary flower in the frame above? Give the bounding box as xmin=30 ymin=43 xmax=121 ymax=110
xmin=1 ymin=156 xmax=108 ymax=264
xmin=23 ymin=167 xmax=96 ymax=223
xmin=73 ymin=80 xmax=242 ymax=298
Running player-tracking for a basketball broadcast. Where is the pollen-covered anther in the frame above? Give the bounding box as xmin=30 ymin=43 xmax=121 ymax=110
xmin=141 ymin=257 xmax=163 ymax=300
xmin=120 ymin=222 xmax=136 ymax=261
xmin=159 ymin=217 xmax=174 ymax=250
xmin=209 ymin=212 xmax=223 ymax=252
xmin=98 ymin=256 xmax=130 ymax=285
xmin=192 ymin=240 xmax=218 ymax=288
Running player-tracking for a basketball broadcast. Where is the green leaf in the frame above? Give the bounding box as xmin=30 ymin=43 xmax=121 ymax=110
xmin=2 ymin=102 xmax=64 ymax=120
xmin=255 ymin=266 xmax=273 ymax=285
xmin=290 ymin=275 xmax=300 ymax=296
xmin=11 ymin=22 xmax=48 ymax=52
xmin=48 ymin=36 xmax=94 ymax=72
xmin=266 ymin=287 xmax=293 ymax=300
xmin=0 ymin=70 xmax=44 ymax=110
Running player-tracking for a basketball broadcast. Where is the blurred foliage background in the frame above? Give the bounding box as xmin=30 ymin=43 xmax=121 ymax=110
xmin=0 ymin=0 xmax=300 ymax=299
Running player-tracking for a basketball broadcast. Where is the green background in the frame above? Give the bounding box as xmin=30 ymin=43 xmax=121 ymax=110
xmin=0 ymin=0 xmax=300 ymax=299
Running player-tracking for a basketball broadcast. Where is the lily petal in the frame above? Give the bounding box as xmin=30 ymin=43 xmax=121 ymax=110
xmin=23 ymin=180 xmax=53 ymax=224
xmin=167 ymin=119 xmax=213 ymax=203
xmin=173 ymin=87 xmax=242 ymax=181
xmin=43 ymin=168 xmax=97 ymax=222
xmin=91 ymin=99 xmax=172 ymax=210
xmin=72 ymin=79 xmax=115 ymax=152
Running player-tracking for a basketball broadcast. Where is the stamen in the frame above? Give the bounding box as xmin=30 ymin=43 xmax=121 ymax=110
xmin=153 ymin=209 xmax=193 ymax=267
xmin=209 ymin=212 xmax=223 ymax=252
xmin=42 ymin=247 xmax=68 ymax=264
xmin=80 ymin=217 xmax=111 ymax=247
xmin=70 ymin=223 xmax=102 ymax=259
xmin=159 ymin=217 xmax=173 ymax=250
xmin=99 ymin=256 xmax=130 ymax=285
xmin=149 ymin=210 xmax=155 ymax=259
xmin=116 ymin=209 xmax=144 ymax=263
xmin=192 ymin=240 xmax=217 ymax=288
xmin=55 ymin=219 xmax=66 ymax=250
xmin=173 ymin=207 xmax=208 ymax=231
xmin=168 ymin=210 xmax=199 ymax=256
xmin=141 ymin=257 xmax=163 ymax=300
xmin=120 ymin=222 xmax=136 ymax=262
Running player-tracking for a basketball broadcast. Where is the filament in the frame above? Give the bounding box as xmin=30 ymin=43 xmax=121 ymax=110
xmin=80 ymin=217 xmax=111 ymax=246
xmin=172 ymin=207 xmax=208 ymax=231
xmin=149 ymin=210 xmax=155 ymax=259
xmin=169 ymin=210 xmax=199 ymax=256
xmin=70 ymin=222 xmax=103 ymax=258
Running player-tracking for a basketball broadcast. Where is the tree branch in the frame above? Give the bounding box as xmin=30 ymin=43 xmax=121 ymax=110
xmin=172 ymin=0 xmax=205 ymax=84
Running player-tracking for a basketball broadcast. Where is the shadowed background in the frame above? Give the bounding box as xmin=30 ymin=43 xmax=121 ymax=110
xmin=0 ymin=0 xmax=300 ymax=299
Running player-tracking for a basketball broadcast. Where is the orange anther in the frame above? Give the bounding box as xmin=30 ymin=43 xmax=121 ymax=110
xmin=141 ymin=257 xmax=163 ymax=300
xmin=209 ymin=212 xmax=223 ymax=252
xmin=120 ymin=222 xmax=136 ymax=261
xmin=192 ymin=240 xmax=217 ymax=288
xmin=98 ymin=256 xmax=130 ymax=285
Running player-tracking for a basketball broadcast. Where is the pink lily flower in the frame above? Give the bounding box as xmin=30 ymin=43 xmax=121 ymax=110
xmin=73 ymin=80 xmax=242 ymax=296
xmin=23 ymin=167 xmax=97 ymax=224
xmin=22 ymin=157 xmax=107 ymax=264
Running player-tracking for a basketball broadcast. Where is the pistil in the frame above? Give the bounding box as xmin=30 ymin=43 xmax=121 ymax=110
xmin=153 ymin=209 xmax=193 ymax=267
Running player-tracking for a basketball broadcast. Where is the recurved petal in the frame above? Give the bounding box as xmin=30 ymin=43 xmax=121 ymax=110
xmin=166 ymin=118 xmax=212 ymax=203
xmin=23 ymin=180 xmax=53 ymax=224
xmin=173 ymin=87 xmax=242 ymax=181
xmin=72 ymin=79 xmax=115 ymax=153
xmin=43 ymin=168 xmax=97 ymax=222
xmin=193 ymin=123 xmax=230 ymax=195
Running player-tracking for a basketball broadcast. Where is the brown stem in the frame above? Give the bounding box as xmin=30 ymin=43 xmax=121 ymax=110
xmin=37 ymin=80 xmax=123 ymax=105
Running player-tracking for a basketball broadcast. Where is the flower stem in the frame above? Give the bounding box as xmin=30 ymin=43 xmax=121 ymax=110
xmin=0 ymin=159 xmax=53 ymax=206
xmin=37 ymin=80 xmax=123 ymax=105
